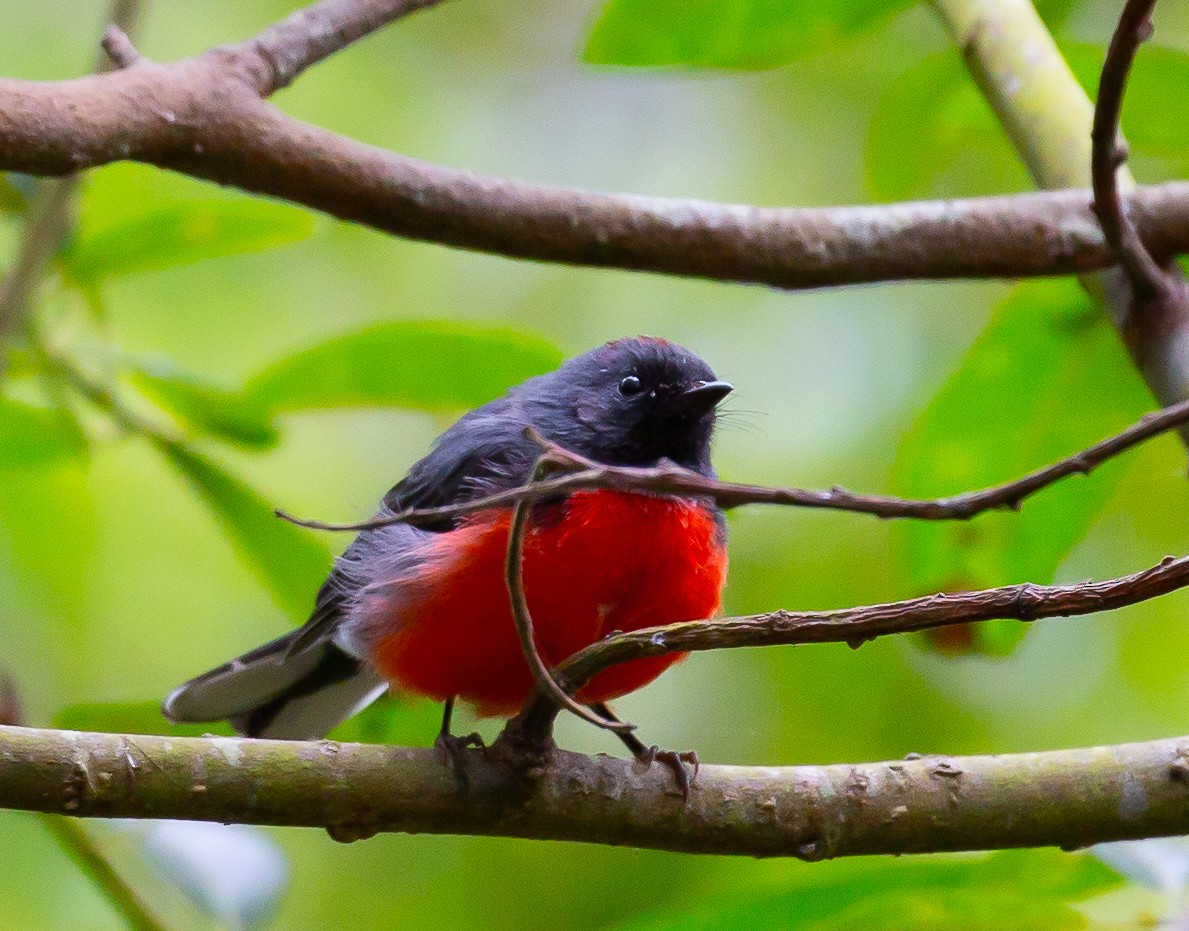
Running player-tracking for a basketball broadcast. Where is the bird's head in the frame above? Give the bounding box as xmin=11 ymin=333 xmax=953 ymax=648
xmin=523 ymin=336 xmax=731 ymax=475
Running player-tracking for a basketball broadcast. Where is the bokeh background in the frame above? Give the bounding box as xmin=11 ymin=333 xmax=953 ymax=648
xmin=6 ymin=0 xmax=1189 ymax=927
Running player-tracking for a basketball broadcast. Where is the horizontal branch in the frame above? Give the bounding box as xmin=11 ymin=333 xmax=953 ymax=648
xmin=2 ymin=3 xmax=1189 ymax=289
xmin=5 ymin=724 xmax=1189 ymax=857
xmin=281 ymin=397 xmax=1189 ymax=533
xmin=547 ymin=551 xmax=1189 ymax=706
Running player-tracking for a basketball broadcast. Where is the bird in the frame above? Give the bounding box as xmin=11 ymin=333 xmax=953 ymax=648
xmin=163 ymin=336 xmax=731 ymax=784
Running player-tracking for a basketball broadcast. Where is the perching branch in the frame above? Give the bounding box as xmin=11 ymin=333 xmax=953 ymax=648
xmin=9 ymin=542 xmax=1189 ymax=853
xmin=279 ymin=395 xmax=1189 ymax=534
xmin=5 ymin=723 xmax=1189 ymax=858
xmin=3 ymin=1 xmax=1189 ymax=293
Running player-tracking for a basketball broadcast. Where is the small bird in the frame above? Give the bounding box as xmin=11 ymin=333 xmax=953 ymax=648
xmin=164 ymin=336 xmax=731 ymax=779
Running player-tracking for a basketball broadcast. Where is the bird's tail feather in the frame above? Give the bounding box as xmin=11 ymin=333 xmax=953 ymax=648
xmin=163 ymin=631 xmax=386 ymax=740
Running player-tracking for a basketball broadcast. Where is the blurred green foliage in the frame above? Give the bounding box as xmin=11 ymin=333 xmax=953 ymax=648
xmin=3 ymin=0 xmax=1189 ymax=928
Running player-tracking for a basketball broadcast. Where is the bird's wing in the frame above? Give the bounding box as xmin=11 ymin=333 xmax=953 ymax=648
xmin=288 ymin=404 xmax=542 ymax=654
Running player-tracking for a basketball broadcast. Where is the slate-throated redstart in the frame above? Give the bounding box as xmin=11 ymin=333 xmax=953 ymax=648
xmin=164 ymin=337 xmax=731 ymax=773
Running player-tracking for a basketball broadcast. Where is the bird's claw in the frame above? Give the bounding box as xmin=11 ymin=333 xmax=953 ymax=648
xmin=636 ymin=744 xmax=700 ymax=799
xmin=435 ymin=731 xmax=485 ymax=788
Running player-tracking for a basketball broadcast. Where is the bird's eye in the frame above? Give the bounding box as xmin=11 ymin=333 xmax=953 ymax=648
xmin=618 ymin=375 xmax=643 ymax=397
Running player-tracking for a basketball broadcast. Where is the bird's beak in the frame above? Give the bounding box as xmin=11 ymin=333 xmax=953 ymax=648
xmin=681 ymin=380 xmax=733 ymax=412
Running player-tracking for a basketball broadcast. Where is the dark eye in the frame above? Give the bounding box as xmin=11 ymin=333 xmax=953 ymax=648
xmin=618 ymin=375 xmax=643 ymax=397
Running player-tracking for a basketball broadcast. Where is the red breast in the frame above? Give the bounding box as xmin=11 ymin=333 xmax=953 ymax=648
xmin=368 ymin=489 xmax=727 ymax=715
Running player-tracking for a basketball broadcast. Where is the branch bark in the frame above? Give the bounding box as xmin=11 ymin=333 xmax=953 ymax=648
xmin=5 ymin=724 xmax=1189 ymax=858
xmin=280 ymin=396 xmax=1189 ymax=533
xmin=1089 ymin=0 xmax=1189 ymax=408
xmin=2 ymin=2 xmax=1189 ymax=292
xmin=930 ymin=0 xmax=1189 ymax=414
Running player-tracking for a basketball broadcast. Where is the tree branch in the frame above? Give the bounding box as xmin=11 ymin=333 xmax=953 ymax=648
xmin=1091 ymin=0 xmax=1168 ymax=300
xmin=5 ymin=723 xmax=1189 ymax=858
xmin=501 ymin=548 xmax=1189 ymax=740
xmin=930 ymin=0 xmax=1189 ymax=414
xmin=229 ymin=0 xmax=448 ymax=95
xmin=3 ymin=2 xmax=1189 ymax=291
xmin=1089 ymin=0 xmax=1189 ymax=407
xmin=503 ymin=472 xmax=630 ymax=734
xmin=279 ymin=396 xmax=1189 ymax=534
xmin=0 ymin=0 xmax=143 ymax=360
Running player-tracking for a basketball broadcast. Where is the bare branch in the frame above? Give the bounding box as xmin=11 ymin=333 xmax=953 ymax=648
xmin=0 ymin=0 xmax=144 ymax=361
xmin=1091 ymin=0 xmax=1168 ymax=301
xmin=3 ymin=3 xmax=1189 ymax=291
xmin=101 ymin=25 xmax=140 ymax=70
xmin=278 ymin=396 xmax=1189 ymax=533
xmin=5 ymin=723 xmax=1189 ymax=857
xmin=507 ymin=549 xmax=1189 ymax=736
xmin=232 ymin=0 xmax=449 ymax=96
xmin=503 ymin=473 xmax=631 ymax=734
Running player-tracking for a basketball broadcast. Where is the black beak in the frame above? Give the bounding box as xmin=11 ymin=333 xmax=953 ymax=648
xmin=681 ymin=380 xmax=733 ymax=412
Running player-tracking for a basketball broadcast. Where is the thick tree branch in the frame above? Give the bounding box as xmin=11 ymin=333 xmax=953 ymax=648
xmin=5 ymin=724 xmax=1189 ymax=858
xmin=930 ymin=0 xmax=1189 ymax=414
xmin=3 ymin=3 xmax=1189 ymax=291
xmin=279 ymin=396 xmax=1189 ymax=533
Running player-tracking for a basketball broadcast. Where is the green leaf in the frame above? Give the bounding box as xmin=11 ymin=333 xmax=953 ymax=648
xmin=60 ymin=199 xmax=315 ymax=283
xmin=867 ymin=43 xmax=1189 ymax=199
xmin=160 ymin=444 xmax=330 ymax=620
xmin=891 ymin=280 xmax=1151 ymax=654
xmin=53 ymin=700 xmax=233 ymax=738
xmin=242 ymin=321 xmax=564 ymax=414
xmin=618 ymin=849 xmax=1122 ymax=930
xmin=0 ymin=396 xmax=86 ymax=471
xmin=583 ymin=0 xmax=913 ymax=69
xmin=126 ymin=361 xmax=279 ymax=450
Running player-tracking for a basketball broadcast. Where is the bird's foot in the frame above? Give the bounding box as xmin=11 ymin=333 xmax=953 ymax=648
xmin=634 ymin=745 xmax=700 ymax=800
xmin=435 ymin=730 xmax=485 ymax=789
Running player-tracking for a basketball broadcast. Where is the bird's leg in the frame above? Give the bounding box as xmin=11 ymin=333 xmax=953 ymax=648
xmin=589 ymin=701 xmax=699 ymax=800
xmin=434 ymin=696 xmax=485 ymax=779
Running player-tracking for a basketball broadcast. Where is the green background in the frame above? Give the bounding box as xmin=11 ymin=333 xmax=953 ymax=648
xmin=4 ymin=0 xmax=1189 ymax=927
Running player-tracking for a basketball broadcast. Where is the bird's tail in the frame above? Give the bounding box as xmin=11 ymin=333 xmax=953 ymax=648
xmin=162 ymin=631 xmax=387 ymax=740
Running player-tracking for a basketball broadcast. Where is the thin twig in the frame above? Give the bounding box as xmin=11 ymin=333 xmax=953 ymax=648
xmin=237 ymin=0 xmax=450 ymax=95
xmin=0 ymin=180 xmax=76 ymax=354
xmin=0 ymin=0 xmax=143 ymax=363
xmin=278 ymin=396 xmax=1189 ymax=533
xmin=1091 ymin=0 xmax=1169 ymax=300
xmin=504 ymin=469 xmax=632 ymax=734
xmin=43 ymin=817 xmax=169 ymax=931
xmin=102 ymin=25 xmax=140 ymax=70
xmin=512 ymin=550 xmax=1189 ymax=735
xmin=0 ymin=671 xmax=169 ymax=930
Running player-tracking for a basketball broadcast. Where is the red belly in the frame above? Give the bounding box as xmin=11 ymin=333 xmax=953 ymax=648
xmin=371 ymin=490 xmax=727 ymax=716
